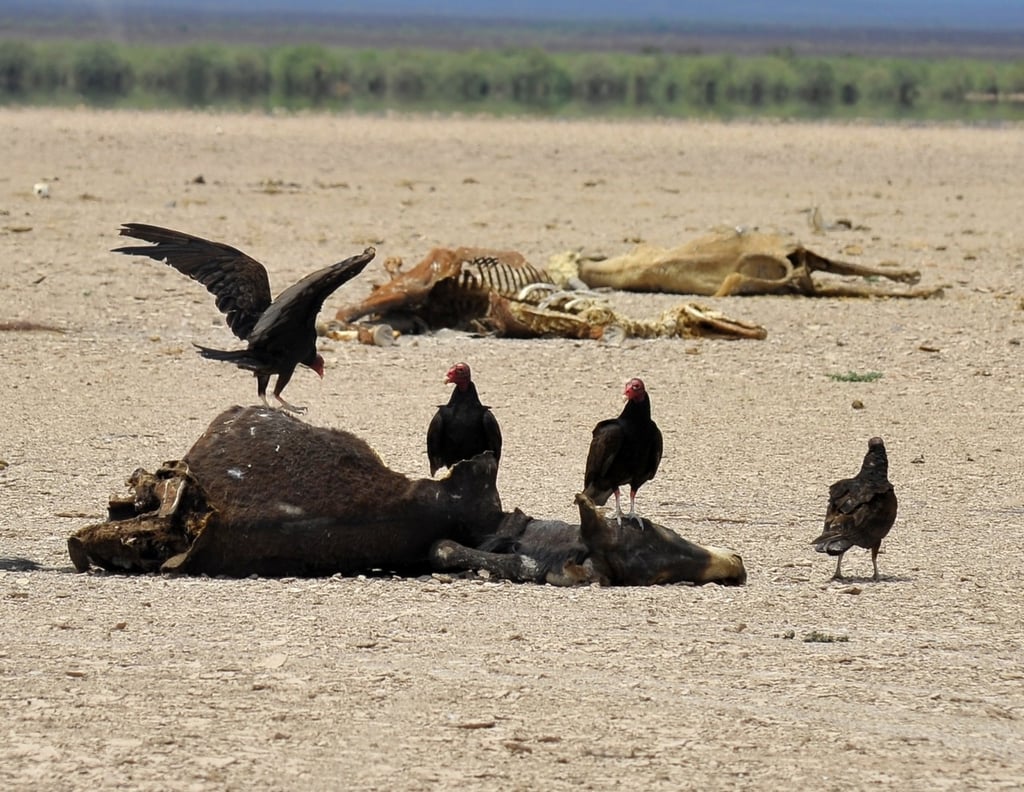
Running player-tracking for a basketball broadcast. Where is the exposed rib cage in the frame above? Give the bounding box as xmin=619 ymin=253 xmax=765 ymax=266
xmin=334 ymin=246 xmax=558 ymax=328
xmin=452 ymin=255 xmax=554 ymax=303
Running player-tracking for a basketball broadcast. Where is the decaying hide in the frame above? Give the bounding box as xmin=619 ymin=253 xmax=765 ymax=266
xmin=335 ymin=247 xmax=554 ymax=331
xmin=68 ymin=406 xmax=745 ymax=585
xmin=486 ymin=292 xmax=768 ymax=341
xmin=556 ymin=227 xmax=943 ymax=298
xmin=67 ymin=462 xmax=212 ymax=574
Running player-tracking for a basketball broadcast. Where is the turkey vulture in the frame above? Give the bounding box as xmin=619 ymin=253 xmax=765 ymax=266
xmin=583 ymin=378 xmax=663 ymax=525
xmin=426 ymin=362 xmax=502 ymax=476
xmin=114 ymin=223 xmax=374 ymax=413
xmin=811 ymin=436 xmax=898 ymax=581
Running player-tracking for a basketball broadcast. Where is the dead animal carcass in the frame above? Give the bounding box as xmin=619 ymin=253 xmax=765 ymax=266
xmin=336 ymin=247 xmax=554 ymax=332
xmin=69 ymin=406 xmax=745 ymax=586
xmin=558 ymin=227 xmax=942 ymax=298
xmin=330 ymin=245 xmax=767 ymax=341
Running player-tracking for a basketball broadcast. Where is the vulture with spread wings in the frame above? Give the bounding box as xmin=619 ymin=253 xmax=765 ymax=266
xmin=114 ymin=223 xmax=374 ymax=412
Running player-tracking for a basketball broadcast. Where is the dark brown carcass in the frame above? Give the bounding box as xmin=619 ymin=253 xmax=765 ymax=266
xmin=70 ymin=406 xmax=503 ymax=577
xmin=69 ymin=407 xmax=744 ymax=585
xmin=432 ymin=493 xmax=745 ymax=586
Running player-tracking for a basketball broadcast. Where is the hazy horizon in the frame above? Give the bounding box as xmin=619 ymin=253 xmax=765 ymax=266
xmin=15 ymin=0 xmax=1024 ymax=31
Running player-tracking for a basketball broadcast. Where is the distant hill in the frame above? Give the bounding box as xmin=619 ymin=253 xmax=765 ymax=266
xmin=15 ymin=0 xmax=1024 ymax=30
xmin=4 ymin=0 xmax=1023 ymax=60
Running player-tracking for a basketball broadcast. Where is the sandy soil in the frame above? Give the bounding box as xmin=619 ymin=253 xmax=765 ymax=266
xmin=1 ymin=107 xmax=1022 ymax=790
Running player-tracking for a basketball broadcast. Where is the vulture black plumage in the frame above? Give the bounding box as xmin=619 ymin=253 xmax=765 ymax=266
xmin=114 ymin=223 xmax=374 ymax=413
xmin=811 ymin=436 xmax=898 ymax=581
xmin=583 ymin=377 xmax=663 ymax=525
xmin=426 ymin=362 xmax=502 ymax=476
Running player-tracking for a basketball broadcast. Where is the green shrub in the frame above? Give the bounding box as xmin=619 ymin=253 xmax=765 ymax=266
xmin=0 ymin=37 xmax=1021 ymax=120
xmin=71 ymin=42 xmax=132 ymax=99
xmin=828 ymin=371 xmax=884 ymax=382
xmin=0 ymin=40 xmax=34 ymax=94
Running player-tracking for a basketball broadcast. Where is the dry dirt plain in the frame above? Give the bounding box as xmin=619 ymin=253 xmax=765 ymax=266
xmin=1 ymin=108 xmax=1022 ymax=790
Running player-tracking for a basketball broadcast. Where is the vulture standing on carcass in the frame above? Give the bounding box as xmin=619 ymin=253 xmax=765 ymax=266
xmin=426 ymin=362 xmax=503 ymax=476
xmin=583 ymin=377 xmax=663 ymax=525
xmin=811 ymin=436 xmax=898 ymax=581
xmin=114 ymin=223 xmax=374 ymax=413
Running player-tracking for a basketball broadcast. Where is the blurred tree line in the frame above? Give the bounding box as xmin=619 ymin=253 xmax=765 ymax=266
xmin=1 ymin=38 xmax=1022 ymax=118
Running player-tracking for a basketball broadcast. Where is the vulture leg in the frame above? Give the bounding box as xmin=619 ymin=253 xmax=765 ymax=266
xmin=871 ymin=547 xmax=881 ymax=581
xmin=256 ymin=373 xmax=271 ymax=408
xmin=272 ymin=372 xmax=307 ymax=414
xmin=626 ymin=487 xmax=645 ymax=529
xmin=611 ymin=488 xmax=624 ymax=526
xmin=831 ymin=552 xmax=845 ymax=580
xmin=274 ymin=395 xmax=307 ymax=414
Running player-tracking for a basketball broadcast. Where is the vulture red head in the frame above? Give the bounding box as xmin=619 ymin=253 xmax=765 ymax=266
xmin=624 ymin=377 xmax=648 ymax=403
xmin=445 ymin=362 xmax=473 ymax=390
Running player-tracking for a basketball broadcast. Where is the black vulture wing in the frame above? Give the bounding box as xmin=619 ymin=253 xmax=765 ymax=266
xmin=246 ymin=248 xmax=376 ymax=347
xmin=818 ymin=478 xmax=866 ymax=544
xmin=426 ymin=407 xmax=447 ymax=476
xmin=114 ymin=223 xmax=272 ymax=340
xmin=829 ymin=475 xmax=887 ymax=516
xmin=646 ymin=424 xmax=664 ymax=483
xmin=584 ymin=418 xmax=624 ymax=502
xmin=482 ymin=409 xmax=503 ymax=463
xmin=814 ymin=476 xmax=894 ymax=550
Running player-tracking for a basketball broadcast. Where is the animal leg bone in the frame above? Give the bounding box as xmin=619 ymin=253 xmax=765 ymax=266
xmin=429 ymin=539 xmax=543 ymax=583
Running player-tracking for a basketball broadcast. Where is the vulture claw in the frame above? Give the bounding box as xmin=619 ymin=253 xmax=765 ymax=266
xmin=275 ymin=397 xmax=308 ymax=414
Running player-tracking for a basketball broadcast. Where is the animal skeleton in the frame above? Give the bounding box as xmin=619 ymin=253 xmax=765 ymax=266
xmin=487 ymin=292 xmax=768 ymax=341
xmin=332 ymin=245 xmax=767 ymax=341
xmin=336 ymin=247 xmax=554 ymax=331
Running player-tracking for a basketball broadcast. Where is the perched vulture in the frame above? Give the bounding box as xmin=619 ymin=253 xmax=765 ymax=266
xmin=426 ymin=362 xmax=503 ymax=476
xmin=583 ymin=377 xmax=663 ymax=524
xmin=811 ymin=436 xmax=898 ymax=581
xmin=114 ymin=223 xmax=374 ymax=413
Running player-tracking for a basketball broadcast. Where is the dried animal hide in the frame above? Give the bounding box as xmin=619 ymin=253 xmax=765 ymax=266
xmin=335 ymin=247 xmax=554 ymax=331
xmin=67 ymin=462 xmax=214 ymax=574
xmin=486 ymin=292 xmax=768 ymax=341
xmin=558 ymin=227 xmax=943 ymax=298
